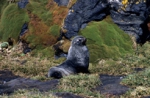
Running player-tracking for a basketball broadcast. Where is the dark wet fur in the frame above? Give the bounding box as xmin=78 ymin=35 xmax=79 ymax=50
xmin=50 ymin=71 xmax=63 ymax=79
xmin=48 ymin=36 xmax=89 ymax=78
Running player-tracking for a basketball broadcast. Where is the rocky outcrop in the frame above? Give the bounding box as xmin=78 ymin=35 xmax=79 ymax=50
xmin=54 ymin=0 xmax=70 ymax=6
xmin=61 ymin=0 xmax=150 ymax=44
xmin=110 ymin=0 xmax=150 ymax=44
xmin=18 ymin=0 xmax=29 ymax=8
xmin=0 ymin=70 xmax=59 ymax=95
xmin=62 ymin=0 xmax=110 ymax=38
xmin=1 ymin=78 xmax=58 ymax=94
xmin=19 ymin=23 xmax=28 ymax=36
xmin=96 ymin=75 xmax=130 ymax=96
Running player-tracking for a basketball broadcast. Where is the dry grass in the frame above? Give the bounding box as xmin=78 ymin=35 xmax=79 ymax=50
xmin=0 ymin=89 xmax=57 ymax=98
xmin=57 ymin=74 xmax=101 ymax=98
xmin=0 ymin=43 xmax=65 ymax=79
xmin=1 ymin=42 xmax=150 ymax=97
xmin=47 ymin=0 xmax=69 ymax=25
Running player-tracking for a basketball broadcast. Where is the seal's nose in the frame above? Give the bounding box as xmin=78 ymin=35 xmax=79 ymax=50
xmin=82 ymin=38 xmax=86 ymax=45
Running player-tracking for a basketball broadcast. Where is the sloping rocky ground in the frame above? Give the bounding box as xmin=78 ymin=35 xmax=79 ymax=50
xmin=0 ymin=42 xmax=130 ymax=97
xmin=0 ymin=70 xmax=129 ymax=97
xmin=1 ymin=41 xmax=150 ymax=97
xmin=1 ymin=0 xmax=150 ymax=59
xmin=62 ymin=0 xmax=150 ymax=44
xmin=0 ymin=0 xmax=150 ymax=97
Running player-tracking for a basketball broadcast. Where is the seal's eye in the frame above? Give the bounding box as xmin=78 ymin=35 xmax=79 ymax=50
xmin=74 ymin=38 xmax=82 ymax=45
xmin=77 ymin=39 xmax=82 ymax=42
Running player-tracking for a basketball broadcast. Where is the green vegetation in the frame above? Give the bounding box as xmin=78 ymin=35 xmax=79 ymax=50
xmin=0 ymin=0 xmax=8 ymax=17
xmin=0 ymin=3 xmax=29 ymax=41
xmin=1 ymin=41 xmax=150 ymax=98
xmin=121 ymin=67 xmax=150 ymax=87
xmin=119 ymin=42 xmax=150 ymax=97
xmin=0 ymin=89 xmax=57 ymax=98
xmin=31 ymin=46 xmax=55 ymax=59
xmin=121 ymin=42 xmax=150 ymax=86
xmin=1 ymin=0 xmax=150 ymax=98
xmin=49 ymin=25 xmax=60 ymax=37
xmin=80 ymin=16 xmax=133 ymax=62
xmin=26 ymin=0 xmax=52 ymax=26
xmin=57 ymin=74 xmax=101 ymax=98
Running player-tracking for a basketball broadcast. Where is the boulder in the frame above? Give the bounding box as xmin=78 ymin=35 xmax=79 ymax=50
xmin=54 ymin=0 xmax=70 ymax=6
xmin=62 ymin=0 xmax=150 ymax=44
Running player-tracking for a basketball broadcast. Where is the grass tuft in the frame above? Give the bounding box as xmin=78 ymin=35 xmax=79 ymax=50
xmin=26 ymin=0 xmax=52 ymax=26
xmin=79 ymin=16 xmax=133 ymax=62
xmin=0 ymin=89 xmax=57 ymax=98
xmin=0 ymin=4 xmax=29 ymax=41
xmin=57 ymin=74 xmax=102 ymax=98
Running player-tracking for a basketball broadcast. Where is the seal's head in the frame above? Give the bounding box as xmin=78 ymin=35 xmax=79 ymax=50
xmin=72 ymin=36 xmax=86 ymax=46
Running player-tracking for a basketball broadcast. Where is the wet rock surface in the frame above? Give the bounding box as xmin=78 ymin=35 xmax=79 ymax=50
xmin=110 ymin=1 xmax=150 ymax=44
xmin=0 ymin=70 xmax=59 ymax=95
xmin=19 ymin=23 xmax=28 ymax=37
xmin=54 ymin=0 xmax=70 ymax=6
xmin=0 ymin=70 xmax=131 ymax=97
xmin=0 ymin=70 xmax=19 ymax=82
xmin=96 ymin=74 xmax=130 ymax=96
xmin=63 ymin=0 xmax=109 ymax=38
xmin=55 ymin=92 xmax=84 ymax=98
xmin=62 ymin=0 xmax=150 ymax=44
xmin=18 ymin=0 xmax=29 ymax=9
xmin=0 ymin=70 xmax=84 ymax=98
xmin=134 ymin=68 xmax=145 ymax=72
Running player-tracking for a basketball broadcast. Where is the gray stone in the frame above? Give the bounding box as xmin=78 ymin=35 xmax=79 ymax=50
xmin=54 ymin=0 xmax=70 ymax=6
xmin=61 ymin=0 xmax=150 ymax=44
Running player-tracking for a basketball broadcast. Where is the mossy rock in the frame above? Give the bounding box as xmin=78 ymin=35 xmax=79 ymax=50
xmin=26 ymin=0 xmax=52 ymax=26
xmin=0 ymin=0 xmax=69 ymax=57
xmin=79 ymin=16 xmax=134 ymax=62
xmin=0 ymin=42 xmax=9 ymax=48
xmin=0 ymin=4 xmax=29 ymax=41
xmin=49 ymin=25 xmax=60 ymax=37
xmin=31 ymin=46 xmax=55 ymax=59
xmin=0 ymin=0 xmax=8 ymax=16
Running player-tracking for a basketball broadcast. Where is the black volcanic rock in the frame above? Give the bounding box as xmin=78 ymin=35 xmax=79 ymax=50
xmin=62 ymin=0 xmax=150 ymax=44
xmin=0 ymin=78 xmax=59 ymax=95
xmin=110 ymin=1 xmax=150 ymax=44
xmin=55 ymin=92 xmax=84 ymax=98
xmin=54 ymin=0 xmax=70 ymax=6
xmin=20 ymin=23 xmax=28 ymax=36
xmin=96 ymin=75 xmax=130 ymax=95
xmin=18 ymin=0 xmax=29 ymax=9
xmin=62 ymin=0 xmax=110 ymax=38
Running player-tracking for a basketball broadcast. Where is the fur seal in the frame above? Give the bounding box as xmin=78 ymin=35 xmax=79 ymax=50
xmin=48 ymin=36 xmax=89 ymax=79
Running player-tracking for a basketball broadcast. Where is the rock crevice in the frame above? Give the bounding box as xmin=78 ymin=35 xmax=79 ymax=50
xmin=61 ymin=0 xmax=150 ymax=44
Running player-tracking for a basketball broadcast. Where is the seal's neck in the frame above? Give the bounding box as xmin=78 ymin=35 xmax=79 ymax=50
xmin=67 ymin=45 xmax=88 ymax=60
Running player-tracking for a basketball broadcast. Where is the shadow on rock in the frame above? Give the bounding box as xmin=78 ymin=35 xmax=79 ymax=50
xmin=0 ymin=78 xmax=59 ymax=95
xmin=0 ymin=70 xmax=20 ymax=82
xmin=0 ymin=70 xmax=59 ymax=95
xmin=55 ymin=92 xmax=84 ymax=98
xmin=96 ymin=74 xmax=130 ymax=96
xmin=134 ymin=68 xmax=145 ymax=72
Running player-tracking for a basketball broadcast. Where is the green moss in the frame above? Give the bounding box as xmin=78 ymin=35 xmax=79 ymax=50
xmin=80 ymin=16 xmax=133 ymax=62
xmin=31 ymin=46 xmax=55 ymax=59
xmin=26 ymin=34 xmax=41 ymax=46
xmin=49 ymin=25 xmax=60 ymax=37
xmin=58 ymin=74 xmax=102 ymax=98
xmin=0 ymin=4 xmax=29 ymax=41
xmin=0 ymin=89 xmax=56 ymax=98
xmin=121 ymin=67 xmax=150 ymax=87
xmin=26 ymin=0 xmax=52 ymax=26
xmin=0 ymin=0 xmax=8 ymax=17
